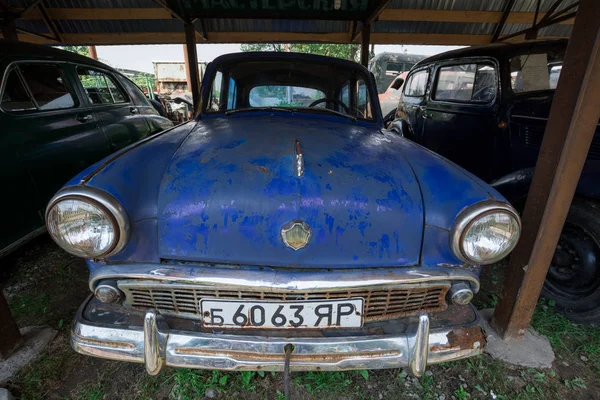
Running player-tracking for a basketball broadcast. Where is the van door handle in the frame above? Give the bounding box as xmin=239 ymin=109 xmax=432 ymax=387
xmin=77 ymin=114 xmax=92 ymax=123
xmin=419 ymin=106 xmax=427 ymax=112
xmin=130 ymin=107 xmax=139 ymax=114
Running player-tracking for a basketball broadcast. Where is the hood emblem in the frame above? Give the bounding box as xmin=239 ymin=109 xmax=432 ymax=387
xmin=281 ymin=220 xmax=311 ymax=250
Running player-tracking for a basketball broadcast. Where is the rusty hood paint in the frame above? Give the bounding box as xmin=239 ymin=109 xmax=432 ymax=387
xmin=157 ymin=113 xmax=424 ymax=267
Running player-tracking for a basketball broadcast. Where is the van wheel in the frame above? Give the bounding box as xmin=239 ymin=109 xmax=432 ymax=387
xmin=541 ymin=198 xmax=600 ymax=325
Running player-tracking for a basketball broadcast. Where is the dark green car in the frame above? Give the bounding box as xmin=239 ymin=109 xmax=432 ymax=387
xmin=0 ymin=40 xmax=173 ymax=257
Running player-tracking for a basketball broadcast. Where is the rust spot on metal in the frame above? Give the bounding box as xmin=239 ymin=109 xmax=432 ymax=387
xmin=257 ymin=166 xmax=269 ymax=173
xmin=174 ymin=348 xmax=400 ymax=361
xmin=203 ymin=311 xmax=210 ymax=318
xmin=77 ymin=336 xmax=136 ymax=350
xmin=429 ymin=325 xmax=486 ymax=353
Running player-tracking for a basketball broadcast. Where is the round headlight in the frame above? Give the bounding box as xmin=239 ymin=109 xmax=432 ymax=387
xmin=451 ymin=201 xmax=521 ymax=265
xmin=46 ymin=187 xmax=129 ymax=258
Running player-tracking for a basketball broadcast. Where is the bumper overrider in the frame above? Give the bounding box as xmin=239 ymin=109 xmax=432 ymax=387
xmin=72 ymin=265 xmax=486 ymax=376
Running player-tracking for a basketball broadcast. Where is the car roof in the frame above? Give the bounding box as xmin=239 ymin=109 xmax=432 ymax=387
xmin=211 ymin=51 xmax=370 ymax=73
xmin=413 ymin=39 xmax=568 ymax=68
xmin=0 ymin=39 xmax=119 ymax=72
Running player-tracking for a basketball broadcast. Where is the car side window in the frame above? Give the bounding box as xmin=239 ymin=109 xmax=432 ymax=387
xmin=1 ymin=64 xmax=76 ymax=112
xmin=357 ymin=79 xmax=372 ymax=119
xmin=433 ymin=63 xmax=497 ymax=103
xmin=1 ymin=69 xmax=36 ymax=111
xmin=227 ymin=77 xmax=237 ymax=109
xmin=339 ymin=83 xmax=350 ymax=108
xmin=209 ymin=71 xmax=223 ymax=111
xmin=77 ymin=67 xmax=128 ymax=105
xmin=403 ymin=70 xmax=428 ymax=97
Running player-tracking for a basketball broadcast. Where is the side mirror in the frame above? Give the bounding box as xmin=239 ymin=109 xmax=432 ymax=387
xmin=388 ymin=119 xmax=405 ymax=137
xmin=390 ymin=78 xmax=405 ymax=90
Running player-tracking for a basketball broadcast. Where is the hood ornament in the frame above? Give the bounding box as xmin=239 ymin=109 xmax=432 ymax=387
xmin=295 ymin=139 xmax=304 ymax=177
xmin=281 ymin=220 xmax=311 ymax=250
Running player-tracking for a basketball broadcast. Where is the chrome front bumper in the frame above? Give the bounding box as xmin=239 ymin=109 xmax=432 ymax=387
xmin=71 ymin=297 xmax=485 ymax=376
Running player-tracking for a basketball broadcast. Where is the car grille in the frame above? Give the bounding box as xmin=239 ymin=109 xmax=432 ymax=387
xmin=118 ymin=280 xmax=450 ymax=323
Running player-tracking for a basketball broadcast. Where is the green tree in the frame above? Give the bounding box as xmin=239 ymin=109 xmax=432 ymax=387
xmin=241 ymin=43 xmax=286 ymax=52
xmin=54 ymin=45 xmax=89 ymax=56
xmin=241 ymin=43 xmax=360 ymax=61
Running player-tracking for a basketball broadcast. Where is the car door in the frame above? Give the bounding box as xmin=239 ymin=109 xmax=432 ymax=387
xmin=420 ymin=60 xmax=500 ymax=181
xmin=0 ymin=62 xmax=111 ymax=233
xmin=74 ymin=66 xmax=151 ymax=152
xmin=0 ymin=67 xmax=44 ymax=253
xmin=396 ymin=68 xmax=429 ymax=141
xmin=116 ymin=75 xmax=173 ymax=133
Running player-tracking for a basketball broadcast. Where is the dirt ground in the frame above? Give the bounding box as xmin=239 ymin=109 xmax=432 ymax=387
xmin=1 ymin=236 xmax=600 ymax=400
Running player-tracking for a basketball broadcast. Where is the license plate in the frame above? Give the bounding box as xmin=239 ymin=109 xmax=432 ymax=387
xmin=200 ymin=298 xmax=364 ymax=329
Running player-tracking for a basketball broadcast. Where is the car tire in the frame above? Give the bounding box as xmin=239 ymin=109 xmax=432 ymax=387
xmin=541 ymin=198 xmax=600 ymax=325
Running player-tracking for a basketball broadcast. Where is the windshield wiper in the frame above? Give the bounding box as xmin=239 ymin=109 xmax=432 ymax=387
xmin=224 ymin=107 xmax=295 ymax=116
xmin=293 ymin=107 xmax=357 ymax=122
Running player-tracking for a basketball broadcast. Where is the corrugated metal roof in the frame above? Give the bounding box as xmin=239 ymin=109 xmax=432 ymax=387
xmin=10 ymin=0 xmax=160 ymax=8
xmin=373 ymin=21 xmax=496 ymax=35
xmin=388 ymin=0 xmax=578 ymax=13
xmin=4 ymin=0 xmax=577 ymax=44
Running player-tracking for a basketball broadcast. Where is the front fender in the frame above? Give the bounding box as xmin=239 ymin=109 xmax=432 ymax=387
xmin=491 ymin=163 xmax=600 ymax=206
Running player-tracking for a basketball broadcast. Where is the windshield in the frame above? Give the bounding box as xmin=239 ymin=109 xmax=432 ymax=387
xmin=509 ymin=50 xmax=565 ymax=94
xmin=203 ymin=59 xmax=377 ymax=121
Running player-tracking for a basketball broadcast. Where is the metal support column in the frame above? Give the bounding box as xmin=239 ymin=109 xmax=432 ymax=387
xmin=184 ymin=22 xmax=200 ymax=115
xmin=0 ymin=292 xmax=22 ymax=360
xmin=360 ymin=23 xmax=371 ymax=67
xmin=492 ymin=0 xmax=600 ymax=340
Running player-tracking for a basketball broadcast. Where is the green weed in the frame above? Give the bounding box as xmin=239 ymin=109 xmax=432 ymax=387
xmin=564 ymin=377 xmax=587 ymax=390
xmin=455 ymin=384 xmax=469 ymax=399
xmin=170 ymin=369 xmax=231 ymax=399
xmin=73 ymin=382 xmax=104 ymax=400
xmin=294 ymin=371 xmax=352 ymax=395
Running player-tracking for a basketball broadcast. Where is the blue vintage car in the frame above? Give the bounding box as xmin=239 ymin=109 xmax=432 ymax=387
xmin=45 ymin=52 xmax=520 ymax=376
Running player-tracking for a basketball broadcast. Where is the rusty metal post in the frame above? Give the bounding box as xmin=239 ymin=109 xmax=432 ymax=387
xmin=492 ymin=0 xmax=600 ymax=340
xmin=360 ymin=23 xmax=371 ymax=67
xmin=0 ymin=292 xmax=22 ymax=360
xmin=184 ymin=22 xmax=200 ymax=114
xmin=88 ymin=45 xmax=98 ymax=60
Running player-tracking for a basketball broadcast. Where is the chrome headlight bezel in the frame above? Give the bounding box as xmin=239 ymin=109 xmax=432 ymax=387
xmin=450 ymin=200 xmax=521 ymax=265
xmin=45 ymin=186 xmax=130 ymax=258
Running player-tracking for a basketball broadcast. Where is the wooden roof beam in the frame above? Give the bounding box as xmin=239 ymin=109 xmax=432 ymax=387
xmin=492 ymin=0 xmax=516 ymax=42
xmin=0 ymin=31 xmax=569 ymax=46
xmin=364 ymin=0 xmax=392 ymax=25
xmin=38 ymin=3 xmax=62 ymax=43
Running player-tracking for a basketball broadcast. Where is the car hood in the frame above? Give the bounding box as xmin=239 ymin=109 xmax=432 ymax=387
xmin=157 ymin=114 xmax=423 ymax=268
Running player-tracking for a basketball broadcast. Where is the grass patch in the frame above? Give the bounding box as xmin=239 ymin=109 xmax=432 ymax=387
xmin=72 ymin=382 xmax=104 ymax=400
xmin=8 ymin=292 xmax=50 ymax=320
xmin=531 ymin=298 xmax=600 ymax=375
xmin=170 ymin=369 xmax=232 ymax=399
xmin=14 ymin=351 xmax=71 ymax=400
xmin=294 ymin=371 xmax=353 ymax=395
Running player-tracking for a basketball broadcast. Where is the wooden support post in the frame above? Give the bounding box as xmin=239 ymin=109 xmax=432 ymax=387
xmin=184 ymin=22 xmax=200 ymax=115
xmin=360 ymin=23 xmax=371 ymax=67
xmin=1 ymin=19 xmax=18 ymax=41
xmin=492 ymin=0 xmax=600 ymax=340
xmin=88 ymin=45 xmax=98 ymax=60
xmin=0 ymin=292 xmax=22 ymax=360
